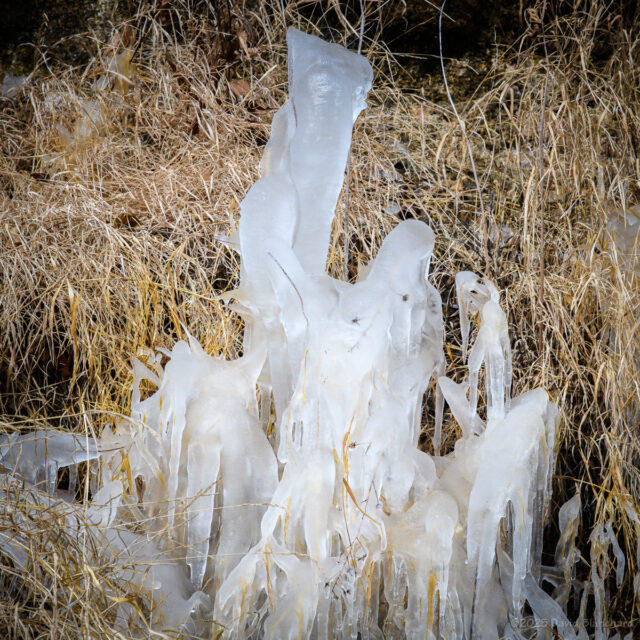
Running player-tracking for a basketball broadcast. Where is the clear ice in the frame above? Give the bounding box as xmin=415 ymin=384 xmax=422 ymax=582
xmin=1 ymin=27 xmax=608 ymax=639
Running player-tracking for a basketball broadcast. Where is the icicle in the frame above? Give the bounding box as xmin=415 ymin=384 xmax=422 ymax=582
xmin=589 ymin=523 xmax=623 ymax=640
xmin=552 ymin=493 xmax=581 ymax=609
xmin=455 ymin=271 xmax=481 ymax=363
xmin=524 ymin=573 xmax=577 ymax=640
xmin=0 ymin=430 xmax=101 ymax=490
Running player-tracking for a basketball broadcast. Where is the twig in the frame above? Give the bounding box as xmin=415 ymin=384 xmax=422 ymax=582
xmin=357 ymin=0 xmax=365 ymax=55
xmin=537 ymin=1 xmax=549 ymax=356
xmin=343 ymin=151 xmax=352 ymax=281
xmin=343 ymin=0 xmax=366 ymax=281
xmin=267 ymin=251 xmax=309 ymax=327
xmin=438 ymin=0 xmax=491 ymax=278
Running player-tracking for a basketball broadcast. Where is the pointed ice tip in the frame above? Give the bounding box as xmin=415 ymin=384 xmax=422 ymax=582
xmin=286 ymin=27 xmax=330 ymax=53
xmin=215 ymin=229 xmax=240 ymax=251
xmin=181 ymin=325 xmax=205 ymax=355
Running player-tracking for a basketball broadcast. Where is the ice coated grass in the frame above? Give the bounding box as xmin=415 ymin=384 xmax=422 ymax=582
xmin=1 ymin=1 xmax=639 ymax=636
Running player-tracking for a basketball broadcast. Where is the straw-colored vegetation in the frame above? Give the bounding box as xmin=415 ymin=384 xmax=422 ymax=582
xmin=1 ymin=0 xmax=638 ymax=636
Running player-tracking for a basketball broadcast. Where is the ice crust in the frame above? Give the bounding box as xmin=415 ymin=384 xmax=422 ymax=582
xmin=0 ymin=27 xmax=613 ymax=640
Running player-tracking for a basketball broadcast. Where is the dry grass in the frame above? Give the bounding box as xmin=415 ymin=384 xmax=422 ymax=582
xmin=1 ymin=0 xmax=639 ymax=636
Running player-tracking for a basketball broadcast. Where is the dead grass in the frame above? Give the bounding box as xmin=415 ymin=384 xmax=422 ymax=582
xmin=1 ymin=0 xmax=639 ymax=636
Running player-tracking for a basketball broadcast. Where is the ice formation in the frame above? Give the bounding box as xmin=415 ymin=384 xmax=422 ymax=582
xmin=1 ymin=27 xmax=618 ymax=640
xmin=42 ymin=40 xmax=135 ymax=171
xmin=603 ymin=204 xmax=640 ymax=277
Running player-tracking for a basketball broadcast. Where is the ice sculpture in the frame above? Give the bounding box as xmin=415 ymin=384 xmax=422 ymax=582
xmin=1 ymin=27 xmax=591 ymax=640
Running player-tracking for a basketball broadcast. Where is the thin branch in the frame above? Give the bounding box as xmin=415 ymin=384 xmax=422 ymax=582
xmin=537 ymin=1 xmax=549 ymax=356
xmin=344 ymin=0 xmax=366 ymax=281
xmin=357 ymin=0 xmax=366 ymax=55
xmin=343 ymin=151 xmax=352 ymax=281
xmin=267 ymin=251 xmax=309 ymax=327
xmin=438 ymin=0 xmax=491 ymax=278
